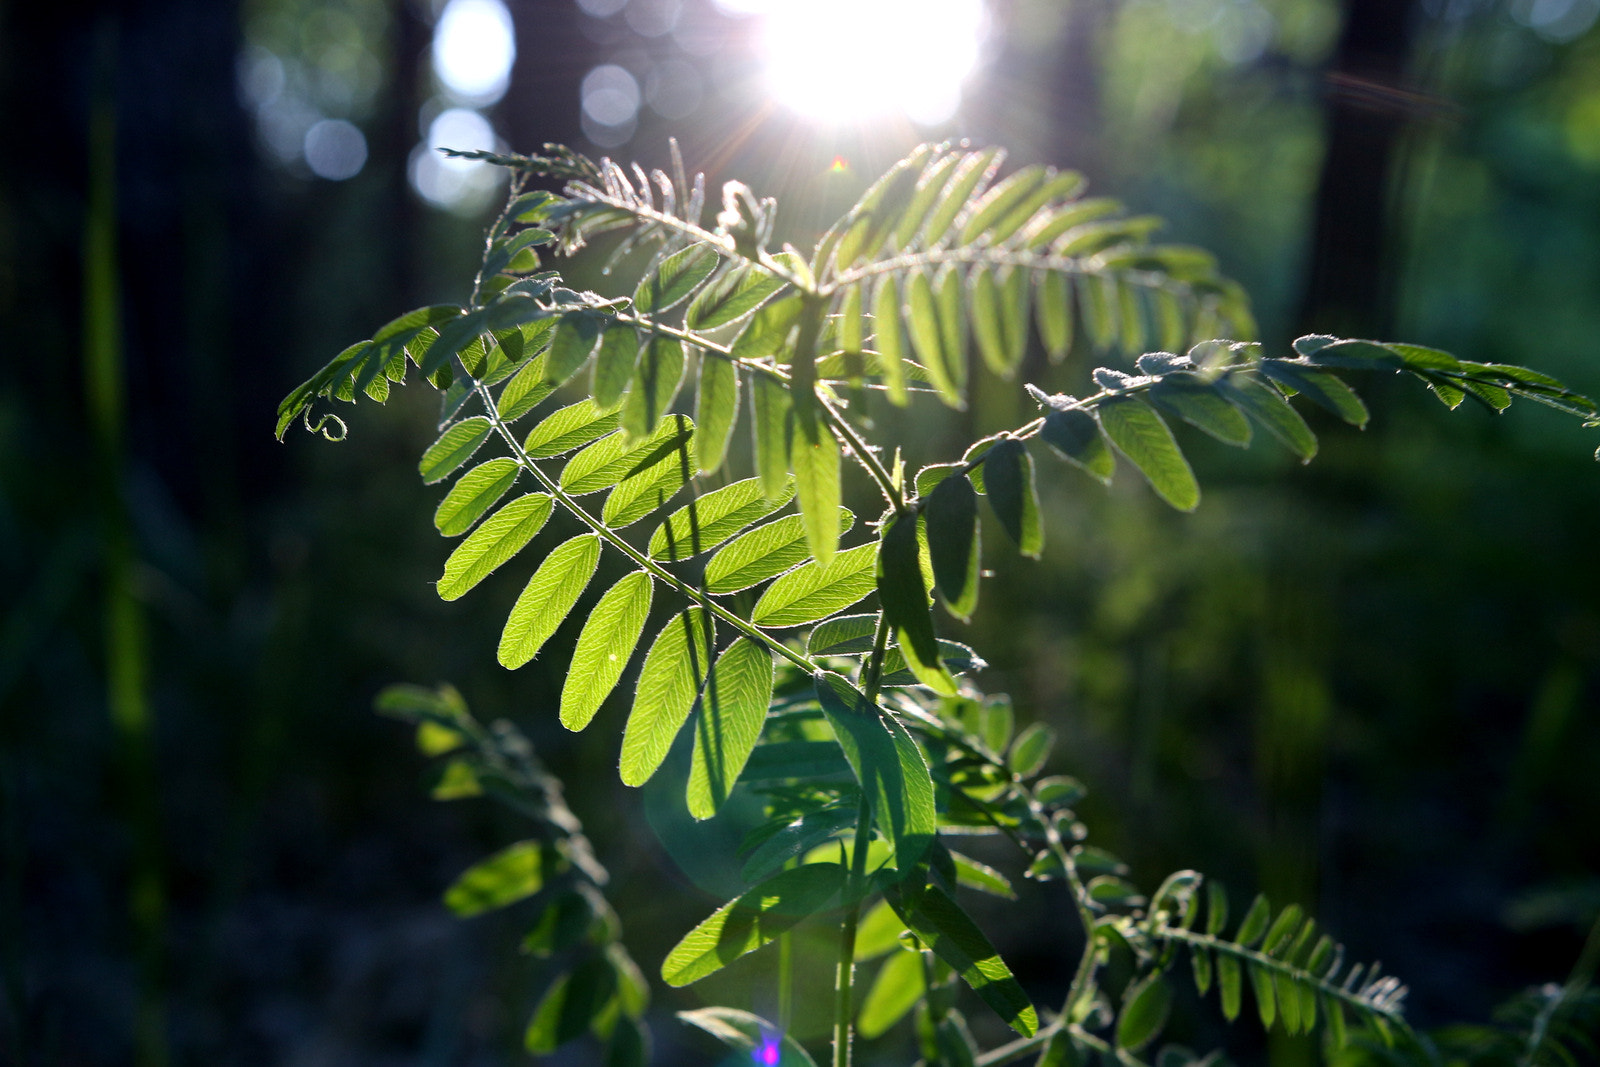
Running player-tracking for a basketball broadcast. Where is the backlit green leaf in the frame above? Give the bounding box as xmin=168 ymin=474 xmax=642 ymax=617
xmin=523 ymin=399 xmax=622 ymax=459
xmin=1218 ymin=953 xmax=1243 ymax=1021
xmin=1222 ymin=376 xmax=1317 ymax=461
xmin=1258 ymin=360 xmax=1369 ymax=427
xmin=633 ymin=242 xmax=718 ymax=315
xmin=751 ymin=542 xmax=877 ymax=627
xmin=622 ymin=334 xmax=687 ymax=443
xmin=705 ymin=508 xmax=853 ymax=593
xmin=1007 ymin=721 xmax=1054 ymax=778
xmin=907 ymin=270 xmax=963 ymax=409
xmin=731 ymin=293 xmax=803 ymax=361
xmin=741 ymin=802 xmax=857 ymax=883
xmin=438 ymin=492 xmax=553 ymax=600
xmin=752 ymin=374 xmax=792 ymax=500
xmin=687 ymin=638 xmax=775 ymax=818
xmin=561 ymin=570 xmax=653 ymax=731
xmin=924 ymin=148 xmax=1002 ymax=247
xmin=1098 ymin=397 xmax=1199 ymax=511
xmin=873 ymin=274 xmax=909 ymax=405
xmin=694 ymin=355 xmax=740 ymax=475
xmin=498 ymin=535 xmax=602 ymax=668
xmin=621 ymin=608 xmax=713 ymax=786
xmin=661 ymin=863 xmax=843 ymax=985
xmin=859 ymin=949 xmax=925 ymax=1039
xmin=951 ymin=851 xmax=1015 ymax=899
xmin=649 ymin=478 xmax=794 ymax=561
xmin=877 ymin=512 xmax=956 ymax=695
xmin=1117 ymin=975 xmax=1171 ymax=1051
xmin=602 ymin=422 xmax=693 ymax=527
xmin=525 ymin=955 xmax=617 ymax=1054
xmin=420 ymin=417 xmax=493 ymax=484
xmin=434 ymin=458 xmax=520 ymax=536
xmin=790 ymin=418 xmax=841 ymax=567
xmin=925 ymin=474 xmax=980 ymax=621
xmin=497 ymin=351 xmax=556 ymax=421
xmin=807 ymin=613 xmax=879 ymax=656
xmin=545 ymin=312 xmax=603 ymax=386
xmin=444 ymin=839 xmax=555 ymax=917
xmin=961 ymin=165 xmax=1047 ymax=246
xmin=591 ymin=324 xmax=639 ymax=410
xmin=1036 ymin=270 xmax=1073 ymax=362
xmin=1150 ymin=375 xmax=1252 ymax=446
xmin=561 ymin=415 xmax=693 ymax=495
xmin=686 ymin=263 xmax=790 ymax=331
xmin=983 ymin=439 xmax=1043 ymax=557
xmin=1235 ymin=894 xmax=1271 ymax=947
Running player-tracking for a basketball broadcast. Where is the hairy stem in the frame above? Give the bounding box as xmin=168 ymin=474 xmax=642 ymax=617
xmin=833 ymin=796 xmax=875 ymax=1067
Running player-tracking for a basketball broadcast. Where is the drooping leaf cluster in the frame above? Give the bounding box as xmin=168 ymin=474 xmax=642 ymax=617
xmin=280 ymin=141 xmax=1600 ymax=1066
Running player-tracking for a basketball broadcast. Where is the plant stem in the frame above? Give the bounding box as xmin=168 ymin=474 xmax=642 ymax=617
xmin=833 ymin=795 xmax=875 ymax=1067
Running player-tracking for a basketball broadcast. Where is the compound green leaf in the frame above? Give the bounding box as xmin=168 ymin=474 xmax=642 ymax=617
xmin=790 ymin=418 xmax=841 ymax=567
xmin=497 ymin=351 xmax=556 ymax=421
xmin=649 ymin=478 xmax=794 ymax=561
xmin=686 ymin=263 xmax=790 ymax=331
xmin=561 ymin=415 xmax=693 ymax=495
xmin=659 ymin=863 xmax=844 ymax=991
xmin=622 ymin=334 xmax=687 ymax=443
xmin=438 ymin=492 xmax=553 ymax=600
xmin=815 ymin=672 xmax=936 ymax=875
xmin=1236 ymin=894 xmax=1271 ymax=947
xmin=1039 ymin=407 xmax=1114 ymax=484
xmin=602 ymin=424 xmax=693 ymax=527
xmin=961 ymin=165 xmax=1047 ymax=246
xmin=705 ymin=508 xmax=853 ymax=594
xmin=694 ymin=354 xmax=740 ymax=475
xmin=561 ymin=571 xmax=654 ymax=731
xmin=1098 ymin=397 xmax=1199 ymax=511
xmin=751 ymin=374 xmax=792 ymax=501
xmin=877 ymin=512 xmax=956 ymax=695
xmin=591 ymin=324 xmax=639 ymax=410
xmin=859 ymin=949 xmax=925 ymax=1039
xmin=875 ymin=639 xmax=984 ymax=688
xmin=633 ymin=241 xmax=718 ymax=315
xmin=545 ymin=312 xmax=603 ymax=386
xmin=523 ymin=399 xmax=622 ymax=459
xmin=893 ymin=151 xmax=962 ymax=249
xmin=444 ymin=840 xmax=553 ymax=917
xmin=1150 ymin=375 xmax=1253 ymax=446
xmin=420 ymin=416 xmax=493 ymax=484
xmin=677 ymin=1007 xmax=819 ymax=1067
xmin=1250 ymin=958 xmax=1277 ymax=1029
xmin=687 ymin=637 xmax=776 ymax=818
xmin=873 ymin=274 xmax=910 ymax=405
xmin=925 ymin=474 xmax=980 ymax=621
xmin=498 ymin=535 xmax=602 ymax=668
xmin=621 ymin=608 xmax=713 ymax=786
xmin=883 ymin=881 xmax=1038 ymax=1037
xmin=434 ymin=457 xmax=520 ymax=536
xmin=1223 ymin=376 xmax=1317 ymax=461
xmin=751 ymin=542 xmax=877 ymax=627
xmin=983 ymin=438 xmax=1042 ymax=557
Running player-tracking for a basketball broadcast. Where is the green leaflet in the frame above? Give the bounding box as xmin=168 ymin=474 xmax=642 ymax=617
xmin=873 ymin=273 xmax=910 ymax=406
xmin=437 ymin=492 xmax=553 ymax=600
xmin=434 ymin=458 xmax=520 ymax=537
xmin=649 ymin=478 xmax=794 ymax=561
xmin=877 ymin=512 xmax=956 ymax=695
xmin=601 ymin=422 xmax=693 ymax=527
xmin=525 ymin=954 xmax=617 ymax=1054
xmin=731 ymin=292 xmax=803 ymax=361
xmin=620 ymin=608 xmax=712 ymax=787
xmin=814 ymin=672 xmax=936 ymax=876
xmin=907 ymin=269 xmax=963 ymax=409
xmin=1079 ymin=273 xmax=1118 ymax=352
xmin=1008 ymin=721 xmax=1054 ymax=777
xmin=704 ymin=508 xmax=853 ymax=594
xmin=694 ymin=355 xmax=740 ymax=475
xmin=561 ymin=571 xmax=654 ymax=731
xmin=839 ymin=282 xmax=865 ymax=358
xmin=983 ymin=439 xmax=1043 ymax=557
xmin=751 ymin=374 xmax=792 ymax=501
xmin=924 ymin=148 xmax=1003 ymax=247
xmin=951 ymin=851 xmax=1016 ymax=899
xmin=859 ymin=949 xmax=925 ymax=1039
xmin=561 ymin=415 xmax=694 ymax=495
xmin=971 ymin=268 xmax=1008 ymax=377
xmin=497 ymin=351 xmax=556 ymax=421
xmin=790 ymin=418 xmax=841 ymax=567
xmin=688 ymin=637 xmax=775 ymax=818
xmin=523 ymin=399 xmax=623 ymax=459
xmin=1236 ymin=894 xmax=1272 ymax=947
xmin=1222 ymin=376 xmax=1317 ymax=461
xmin=420 ymin=417 xmax=493 ymax=484
xmin=893 ymin=152 xmax=962 ymax=249
xmin=751 ymin=542 xmax=877 ymax=627
xmin=936 ymin=264 xmax=969 ymax=401
xmin=498 ymin=535 xmax=602 ymax=668
xmin=1218 ymin=953 xmax=1243 ymax=1021
xmin=545 ymin=311 xmax=603 ymax=386
xmin=740 ymin=740 xmax=853 ymax=782
xmin=686 ymin=262 xmax=789 ymax=331
xmin=875 ymin=638 xmax=984 ymax=688
xmin=660 ymin=864 xmax=844 ymax=986
xmin=1150 ymin=375 xmax=1253 ymax=446
xmin=961 ymin=165 xmax=1048 ymax=246
xmin=1258 ymin=360 xmax=1369 ymax=427
xmin=633 ymin=241 xmax=718 ymax=315
xmin=740 ymin=802 xmax=857 ymax=883
xmin=591 ymin=325 xmax=639 ymax=411
xmin=677 ymin=1007 xmax=819 ymax=1067
xmin=1098 ymin=397 xmax=1199 ymax=511
xmin=1036 ymin=270 xmax=1074 ymax=362
xmin=1117 ymin=975 xmax=1172 ymax=1051
xmin=883 ymin=881 xmax=1038 ymax=1037
xmin=924 ymin=473 xmax=980 ymax=621
xmin=807 ymin=613 xmax=879 ymax=656
xmin=444 ymin=840 xmax=555 ymax=917
xmin=622 ymin=334 xmax=687 ymax=443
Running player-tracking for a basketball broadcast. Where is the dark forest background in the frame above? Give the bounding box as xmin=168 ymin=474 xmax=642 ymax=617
xmin=3 ymin=0 xmax=1598 ymax=1064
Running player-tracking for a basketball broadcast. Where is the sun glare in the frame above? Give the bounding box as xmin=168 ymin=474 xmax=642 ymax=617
xmin=752 ymin=0 xmax=988 ymax=127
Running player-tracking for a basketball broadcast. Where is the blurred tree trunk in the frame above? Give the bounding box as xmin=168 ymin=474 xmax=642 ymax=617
xmin=1295 ymin=0 xmax=1420 ymax=338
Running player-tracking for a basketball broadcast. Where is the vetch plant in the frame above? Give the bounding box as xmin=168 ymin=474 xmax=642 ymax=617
xmin=277 ymin=141 xmax=1600 ymax=1067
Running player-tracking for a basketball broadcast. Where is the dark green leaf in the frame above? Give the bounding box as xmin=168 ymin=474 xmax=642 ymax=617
xmin=807 ymin=613 xmax=879 ymax=656
xmin=1250 ymin=958 xmax=1277 ymax=1029
xmin=694 ymin=355 xmax=740 ymax=475
xmin=982 ymin=439 xmax=1043 ymax=557
xmin=751 ymin=542 xmax=877 ymax=627
xmin=444 ymin=840 xmax=554 ymax=917
xmin=437 ymin=492 xmax=552 ymax=600
xmin=704 ymin=508 xmax=854 ymax=593
xmin=687 ymin=638 xmax=776 ymax=818
xmin=877 ymin=513 xmax=957 ymax=695
xmin=859 ymin=949 xmax=925 ymax=1039
xmin=661 ymin=864 xmax=844 ymax=986
xmin=884 ymin=881 xmax=1038 ymax=1037
xmin=1098 ymin=397 xmax=1199 ymax=511
xmin=1206 ymin=880 xmax=1229 ymax=935
xmin=633 ymin=242 xmax=719 ymax=315
xmin=1218 ymin=954 xmax=1243 ymax=1021
xmin=561 ymin=571 xmax=653 ymax=731
xmin=1008 ymin=721 xmax=1054 ymax=778
xmin=525 ymin=955 xmax=617 ymax=1053
xmin=740 ymin=740 xmax=854 ymax=783
xmin=741 ymin=803 xmax=857 ymax=883
xmin=592 ymin=324 xmax=639 ymax=410
xmin=604 ymin=1015 xmax=649 ymax=1067
xmin=622 ymin=334 xmax=687 ymax=443
xmin=1235 ymin=894 xmax=1271 ymax=948
xmin=1118 ymin=975 xmax=1172 ymax=1051
xmin=925 ymin=474 xmax=980 ymax=621
xmin=1222 ymin=376 xmax=1317 ymax=461
xmin=875 ymin=638 xmax=984 ymax=688
xmin=545 ymin=312 xmax=603 ymax=386
xmin=649 ymin=477 xmax=794 ymax=561
xmin=1034 ymin=775 xmax=1086 ymax=807
xmin=621 ymin=608 xmax=713 ymax=787
xmin=815 ymin=673 xmax=937 ymax=875
xmin=1263 ymin=904 xmax=1304 ymax=956
xmin=523 ymin=399 xmax=622 ymax=458
xmin=498 ymin=534 xmax=602 ymax=668
xmin=1150 ymin=375 xmax=1252 ymax=446
xmin=419 ymin=417 xmax=493 ymax=484
xmin=434 ymin=458 xmax=520 ymax=537
xmin=1191 ymin=946 xmax=1214 ymax=996
xmin=1039 ymin=407 xmax=1114 ymax=484
xmin=1258 ymin=361 xmax=1369 ymax=427
xmin=522 ymin=885 xmax=614 ymax=957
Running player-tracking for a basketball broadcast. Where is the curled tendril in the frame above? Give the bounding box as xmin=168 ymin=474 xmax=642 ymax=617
xmin=302 ymin=406 xmax=348 ymax=442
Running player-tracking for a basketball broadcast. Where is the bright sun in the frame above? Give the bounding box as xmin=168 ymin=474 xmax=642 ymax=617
xmin=748 ymin=0 xmax=989 ymax=127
